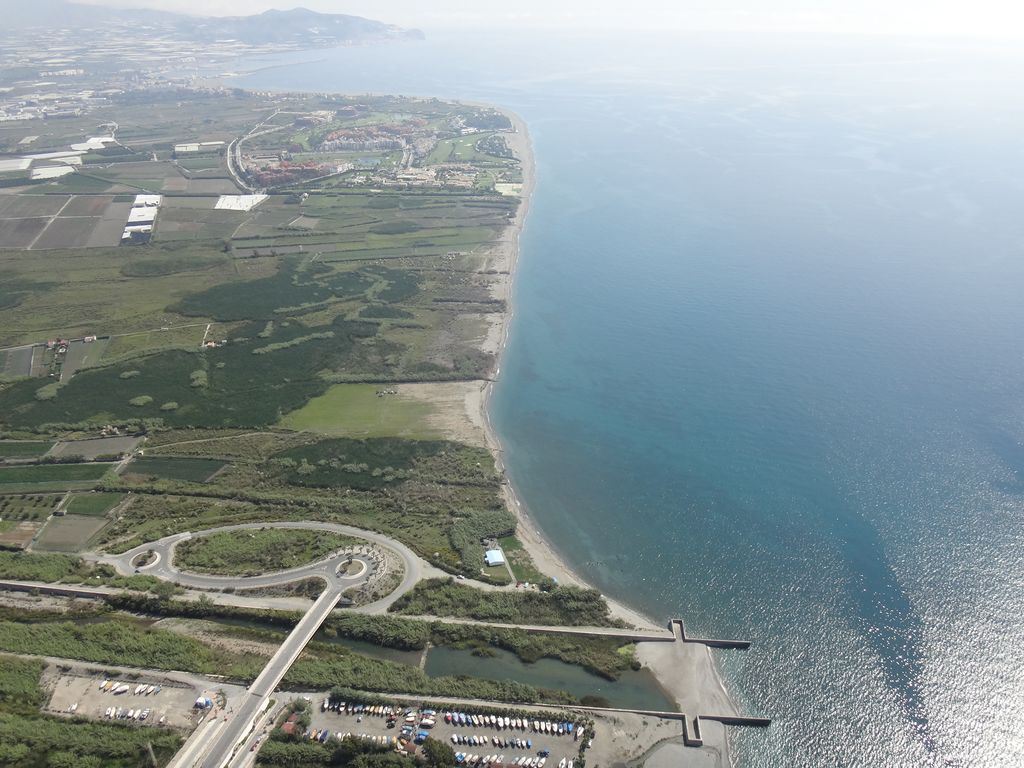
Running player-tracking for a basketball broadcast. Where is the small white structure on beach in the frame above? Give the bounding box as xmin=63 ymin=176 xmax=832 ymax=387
xmin=484 ymin=549 xmax=506 ymax=567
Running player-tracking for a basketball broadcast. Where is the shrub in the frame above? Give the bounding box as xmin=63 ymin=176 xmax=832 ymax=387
xmin=34 ymin=384 xmax=59 ymax=401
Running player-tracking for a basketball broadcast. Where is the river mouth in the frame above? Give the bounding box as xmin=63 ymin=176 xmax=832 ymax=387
xmin=236 ymin=616 xmax=675 ymax=710
xmin=423 ymin=646 xmax=674 ymax=711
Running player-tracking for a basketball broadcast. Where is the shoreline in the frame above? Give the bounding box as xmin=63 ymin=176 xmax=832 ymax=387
xmin=199 ymin=66 xmax=741 ymax=763
xmin=477 ymin=107 xmax=738 ymax=766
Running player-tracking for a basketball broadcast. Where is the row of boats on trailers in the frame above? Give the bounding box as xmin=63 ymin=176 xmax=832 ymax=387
xmin=443 ymin=713 xmax=579 ymax=737
xmin=97 ymin=680 xmax=163 ymax=696
xmin=304 ymin=731 xmax=399 ymax=748
xmin=451 ymin=733 xmax=541 ymax=750
xmin=453 ymin=754 xmax=574 ymax=767
xmin=321 ymin=701 xmax=581 ymax=741
xmin=102 ymin=705 xmax=165 ymax=723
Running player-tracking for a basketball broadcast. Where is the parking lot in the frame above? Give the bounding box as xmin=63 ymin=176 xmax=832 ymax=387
xmin=44 ymin=671 xmax=212 ymax=729
xmin=307 ymin=700 xmax=584 ymax=767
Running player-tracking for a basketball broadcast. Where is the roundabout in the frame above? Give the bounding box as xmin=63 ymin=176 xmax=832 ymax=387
xmin=87 ymin=520 xmax=423 ymax=614
xmin=83 ymin=521 xmax=429 ymax=768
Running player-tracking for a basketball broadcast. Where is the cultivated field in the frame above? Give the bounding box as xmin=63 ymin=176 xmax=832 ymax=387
xmin=34 ymin=513 xmax=109 ymax=552
xmin=64 ymin=491 xmax=125 ymax=517
xmin=124 ymin=456 xmax=226 ymax=483
xmin=0 ymin=462 xmax=113 ymax=490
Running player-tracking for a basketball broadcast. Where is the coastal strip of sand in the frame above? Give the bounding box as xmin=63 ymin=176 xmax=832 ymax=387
xmin=474 ymin=107 xmax=740 ymax=767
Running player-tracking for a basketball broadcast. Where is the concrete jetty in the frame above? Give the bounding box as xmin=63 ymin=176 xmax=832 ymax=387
xmin=669 ymin=618 xmax=752 ymax=649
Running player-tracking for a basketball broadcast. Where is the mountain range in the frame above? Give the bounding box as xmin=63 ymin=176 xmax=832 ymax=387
xmin=6 ymin=1 xmax=424 ymax=45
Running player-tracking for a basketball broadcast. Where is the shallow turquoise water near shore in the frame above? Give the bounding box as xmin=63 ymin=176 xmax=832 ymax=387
xmin=234 ymin=32 xmax=1024 ymax=765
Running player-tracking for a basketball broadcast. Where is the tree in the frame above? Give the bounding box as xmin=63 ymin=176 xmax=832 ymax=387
xmin=152 ymin=580 xmax=176 ymax=601
xmin=421 ymin=738 xmax=456 ymax=768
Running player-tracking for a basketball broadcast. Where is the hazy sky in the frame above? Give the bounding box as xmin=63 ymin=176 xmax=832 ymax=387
xmin=76 ymin=0 xmax=1024 ymax=39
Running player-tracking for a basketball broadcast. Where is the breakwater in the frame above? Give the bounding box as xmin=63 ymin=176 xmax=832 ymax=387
xmin=670 ymin=619 xmax=752 ymax=650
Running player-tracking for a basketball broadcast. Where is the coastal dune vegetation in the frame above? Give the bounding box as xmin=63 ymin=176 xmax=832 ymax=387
xmin=390 ymin=578 xmax=624 ymax=627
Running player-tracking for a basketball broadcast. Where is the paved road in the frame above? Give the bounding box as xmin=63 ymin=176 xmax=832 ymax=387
xmin=16 ymin=522 xmax=673 ymax=765
xmin=198 ymin=586 xmax=345 ymax=768
xmin=80 ymin=521 xmax=425 ymax=768
xmin=86 ymin=520 xmax=423 ymax=612
xmin=0 ymin=578 xmax=673 ymax=643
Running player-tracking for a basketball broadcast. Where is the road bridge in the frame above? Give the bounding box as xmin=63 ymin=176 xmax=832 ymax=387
xmin=196 ymin=586 xmax=345 ymax=768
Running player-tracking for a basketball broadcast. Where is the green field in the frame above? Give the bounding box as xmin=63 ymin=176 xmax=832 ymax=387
xmin=175 ymin=528 xmax=359 ymax=576
xmin=425 ymin=132 xmax=510 ymax=165
xmin=278 ymin=384 xmax=438 ymax=438
xmin=124 ymin=456 xmax=226 ymax=483
xmin=64 ymin=491 xmax=125 ymax=517
xmin=497 ymin=535 xmax=549 ymax=584
xmin=0 ymin=441 xmax=53 ymax=458
xmin=0 ymin=462 xmax=112 ymax=489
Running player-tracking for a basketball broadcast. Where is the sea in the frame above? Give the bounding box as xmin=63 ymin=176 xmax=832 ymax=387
xmin=231 ymin=30 xmax=1024 ymax=766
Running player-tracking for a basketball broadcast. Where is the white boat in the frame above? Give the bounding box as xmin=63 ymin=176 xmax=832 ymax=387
xmin=99 ymin=679 xmax=109 ymax=690
xmin=559 ymin=760 xmax=567 ymax=768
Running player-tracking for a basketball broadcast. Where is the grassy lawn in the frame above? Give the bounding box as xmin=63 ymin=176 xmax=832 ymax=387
xmin=497 ymin=535 xmax=549 ymax=584
xmin=124 ymin=456 xmax=226 ymax=483
xmin=174 ymin=528 xmax=360 ymax=576
xmin=425 ymin=132 xmax=504 ymax=165
xmin=0 ymin=441 xmax=53 ymax=458
xmin=64 ymin=491 xmax=125 ymax=517
xmin=278 ymin=383 xmax=439 ymax=438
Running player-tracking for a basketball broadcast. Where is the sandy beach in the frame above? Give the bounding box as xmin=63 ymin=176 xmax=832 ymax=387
xmin=471 ymin=107 xmax=739 ymax=767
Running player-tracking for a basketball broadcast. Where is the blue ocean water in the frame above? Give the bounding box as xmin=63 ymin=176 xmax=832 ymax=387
xmin=233 ymin=32 xmax=1024 ymax=765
